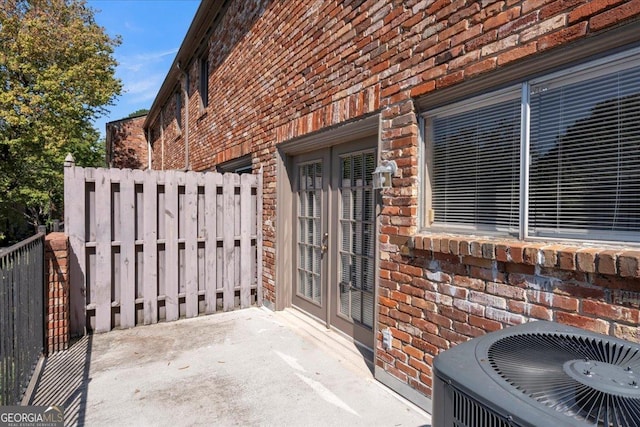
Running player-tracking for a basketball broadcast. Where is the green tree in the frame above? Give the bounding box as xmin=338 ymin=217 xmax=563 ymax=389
xmin=0 ymin=0 xmax=121 ymax=244
xmin=127 ymin=108 xmax=149 ymax=118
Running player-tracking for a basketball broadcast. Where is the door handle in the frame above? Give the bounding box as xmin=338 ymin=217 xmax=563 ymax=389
xmin=321 ymin=232 xmax=328 ymax=254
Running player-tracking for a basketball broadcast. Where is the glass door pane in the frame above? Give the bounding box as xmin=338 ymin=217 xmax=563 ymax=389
xmin=297 ymin=161 xmax=323 ymax=304
xmin=338 ymin=151 xmax=376 ymax=328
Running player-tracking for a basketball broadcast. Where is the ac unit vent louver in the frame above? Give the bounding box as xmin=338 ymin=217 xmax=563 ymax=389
xmin=432 ymin=321 xmax=640 ymax=427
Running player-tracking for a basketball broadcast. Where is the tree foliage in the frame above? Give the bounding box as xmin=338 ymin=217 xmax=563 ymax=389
xmin=0 ymin=0 xmax=121 ymax=244
xmin=127 ymin=108 xmax=149 ymax=118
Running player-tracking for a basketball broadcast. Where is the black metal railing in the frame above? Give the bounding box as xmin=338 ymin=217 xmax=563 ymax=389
xmin=0 ymin=232 xmax=45 ymax=405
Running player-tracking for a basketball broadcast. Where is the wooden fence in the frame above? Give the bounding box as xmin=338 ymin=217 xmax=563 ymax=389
xmin=64 ymin=161 xmax=262 ymax=334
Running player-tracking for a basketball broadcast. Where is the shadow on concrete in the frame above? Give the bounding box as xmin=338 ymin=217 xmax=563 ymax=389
xmin=354 ymin=341 xmax=374 ymax=376
xmin=29 ymin=334 xmax=93 ymax=426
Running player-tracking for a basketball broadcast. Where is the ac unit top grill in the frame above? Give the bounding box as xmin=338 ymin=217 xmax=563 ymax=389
xmin=433 ymin=321 xmax=640 ymax=427
xmin=488 ymin=332 xmax=640 ymax=425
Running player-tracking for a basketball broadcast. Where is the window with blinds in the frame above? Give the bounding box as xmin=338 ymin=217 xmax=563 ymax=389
xmin=339 ymin=151 xmax=376 ymax=328
xmin=529 ymin=58 xmax=640 ymax=240
xmin=427 ymin=91 xmax=521 ymax=234
xmin=424 ymin=48 xmax=640 ymax=243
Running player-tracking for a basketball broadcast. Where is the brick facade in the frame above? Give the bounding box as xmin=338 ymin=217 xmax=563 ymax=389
xmin=377 ymin=235 xmax=640 ymax=396
xmin=106 ymin=115 xmax=148 ymax=169
xmin=143 ymin=0 xmax=640 ymax=407
xmin=45 ymin=233 xmax=70 ymax=354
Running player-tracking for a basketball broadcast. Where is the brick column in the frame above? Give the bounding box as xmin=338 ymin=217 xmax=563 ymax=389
xmin=45 ymin=232 xmax=70 ymax=354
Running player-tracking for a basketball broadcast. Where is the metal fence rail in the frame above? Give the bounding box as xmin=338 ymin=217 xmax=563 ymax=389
xmin=0 ymin=232 xmax=45 ymax=405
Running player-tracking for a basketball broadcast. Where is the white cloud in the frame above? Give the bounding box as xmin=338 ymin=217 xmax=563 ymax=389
xmin=118 ymin=48 xmax=178 ymax=73
xmin=115 ymin=47 xmax=179 ymax=104
xmin=124 ymin=21 xmax=143 ymax=33
xmin=124 ymin=73 xmax=166 ymax=103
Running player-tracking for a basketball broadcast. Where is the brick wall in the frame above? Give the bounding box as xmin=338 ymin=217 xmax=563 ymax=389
xmin=106 ymin=115 xmax=148 ymax=169
xmin=145 ymin=0 xmax=640 ymax=402
xmin=45 ymin=233 xmax=69 ymax=354
xmin=377 ymin=235 xmax=640 ymax=396
xmin=149 ymin=93 xmax=184 ymax=170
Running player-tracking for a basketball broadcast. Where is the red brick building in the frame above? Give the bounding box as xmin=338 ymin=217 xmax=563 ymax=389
xmin=106 ymin=114 xmax=149 ymax=169
xmin=143 ymin=0 xmax=640 ymax=410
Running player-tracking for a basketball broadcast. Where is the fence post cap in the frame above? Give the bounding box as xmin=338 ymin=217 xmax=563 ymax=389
xmin=64 ymin=153 xmax=75 ymax=167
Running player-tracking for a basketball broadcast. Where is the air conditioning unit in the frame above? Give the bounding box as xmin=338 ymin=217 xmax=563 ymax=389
xmin=432 ymin=321 xmax=640 ymax=427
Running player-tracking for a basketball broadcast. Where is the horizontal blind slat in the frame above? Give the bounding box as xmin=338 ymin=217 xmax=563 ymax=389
xmin=529 ymin=60 xmax=640 ymax=239
xmin=431 ymin=93 xmax=520 ymax=231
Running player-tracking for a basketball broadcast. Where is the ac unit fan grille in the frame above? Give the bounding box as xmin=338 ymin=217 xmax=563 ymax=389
xmin=452 ymin=387 xmax=512 ymax=427
xmin=487 ymin=332 xmax=640 ymax=427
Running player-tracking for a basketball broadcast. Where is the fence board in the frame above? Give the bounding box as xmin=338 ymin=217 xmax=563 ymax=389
xmin=132 ymin=168 xmax=145 ymax=308
xmin=120 ymin=169 xmax=136 ymax=328
xmin=164 ymin=170 xmax=179 ymax=322
xmin=65 ymin=164 xmax=261 ymax=333
xmin=223 ymin=174 xmax=236 ymax=311
xmin=64 ymin=164 xmax=86 ymax=336
xmin=94 ymin=168 xmax=112 ymax=333
xmin=257 ymin=167 xmax=263 ymax=306
xmin=240 ymin=175 xmax=251 ymax=308
xmin=204 ymin=173 xmax=220 ymax=314
xmin=185 ymin=172 xmax=198 ymax=318
xmin=143 ymin=170 xmax=158 ymax=324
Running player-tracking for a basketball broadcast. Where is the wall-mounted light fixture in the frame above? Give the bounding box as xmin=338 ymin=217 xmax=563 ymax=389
xmin=372 ymin=159 xmax=397 ymax=190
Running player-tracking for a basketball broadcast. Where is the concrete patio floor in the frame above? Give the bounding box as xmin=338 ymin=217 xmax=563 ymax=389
xmin=30 ymin=307 xmax=431 ymax=426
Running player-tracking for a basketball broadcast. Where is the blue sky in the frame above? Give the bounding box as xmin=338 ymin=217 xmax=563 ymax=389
xmin=87 ymin=0 xmax=200 ymax=137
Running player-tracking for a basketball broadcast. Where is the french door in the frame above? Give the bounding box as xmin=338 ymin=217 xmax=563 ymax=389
xmin=292 ymin=139 xmax=377 ymax=349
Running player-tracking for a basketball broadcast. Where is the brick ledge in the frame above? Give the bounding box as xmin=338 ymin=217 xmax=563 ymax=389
xmin=411 ymin=233 xmax=640 ymax=278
